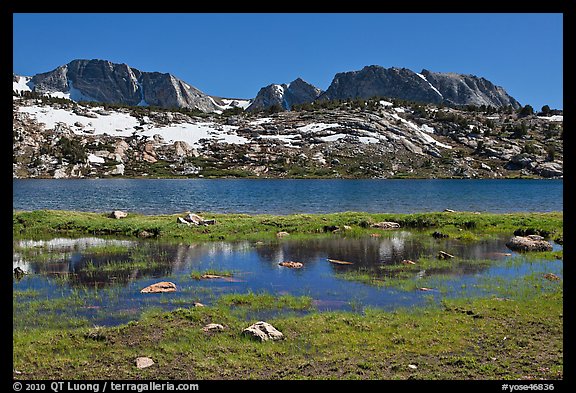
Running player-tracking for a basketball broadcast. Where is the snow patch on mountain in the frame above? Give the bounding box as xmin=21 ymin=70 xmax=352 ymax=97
xmin=17 ymin=103 xmax=249 ymax=148
xmin=416 ymin=73 xmax=444 ymax=98
xmin=297 ymin=123 xmax=341 ymax=133
xmin=13 ymin=76 xmax=34 ymax=92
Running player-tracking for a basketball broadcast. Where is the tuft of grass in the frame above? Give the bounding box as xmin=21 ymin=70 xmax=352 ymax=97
xmin=190 ymin=269 xmax=233 ymax=280
xmin=216 ymin=291 xmax=315 ymax=311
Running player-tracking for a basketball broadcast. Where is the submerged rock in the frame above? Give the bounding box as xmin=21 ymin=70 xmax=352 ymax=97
xmin=505 ymin=235 xmax=552 ymax=252
xmin=140 ymin=281 xmax=177 ymax=293
xmin=279 ymin=261 xmax=304 ymax=268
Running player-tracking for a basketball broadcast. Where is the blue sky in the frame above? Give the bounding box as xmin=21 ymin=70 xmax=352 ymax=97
xmin=13 ymin=13 xmax=563 ymax=110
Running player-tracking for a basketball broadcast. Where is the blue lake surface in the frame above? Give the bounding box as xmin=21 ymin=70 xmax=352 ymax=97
xmin=13 ymin=235 xmax=563 ymax=327
xmin=12 ymin=178 xmax=563 ymax=214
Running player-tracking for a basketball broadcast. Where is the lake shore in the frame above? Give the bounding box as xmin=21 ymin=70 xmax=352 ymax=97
xmin=13 ymin=210 xmax=563 ymax=380
xmin=12 ymin=210 xmax=563 ymax=243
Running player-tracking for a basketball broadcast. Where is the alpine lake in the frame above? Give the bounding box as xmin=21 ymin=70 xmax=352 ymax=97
xmin=12 ymin=179 xmax=563 ymax=381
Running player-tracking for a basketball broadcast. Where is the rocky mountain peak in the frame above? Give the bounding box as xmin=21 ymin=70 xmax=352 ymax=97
xmin=247 ymin=77 xmax=323 ymax=111
xmin=27 ymin=59 xmax=220 ymax=112
xmin=317 ymin=65 xmax=521 ymax=109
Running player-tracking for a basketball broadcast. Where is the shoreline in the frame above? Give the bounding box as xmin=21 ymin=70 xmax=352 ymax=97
xmin=12 ymin=210 xmax=564 ymax=243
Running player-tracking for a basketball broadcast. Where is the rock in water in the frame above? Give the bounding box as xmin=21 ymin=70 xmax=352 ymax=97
xmin=505 ymin=235 xmax=552 ymax=252
xmin=279 ymin=261 xmax=303 ymax=268
xmin=140 ymin=281 xmax=177 ymax=293
xmin=242 ymin=321 xmax=284 ymax=342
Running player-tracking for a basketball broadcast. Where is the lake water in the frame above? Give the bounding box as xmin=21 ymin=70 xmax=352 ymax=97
xmin=12 ymin=178 xmax=563 ymax=215
xmin=13 ymin=234 xmax=563 ymax=327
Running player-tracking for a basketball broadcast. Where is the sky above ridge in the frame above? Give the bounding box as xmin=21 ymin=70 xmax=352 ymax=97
xmin=13 ymin=13 xmax=563 ymax=110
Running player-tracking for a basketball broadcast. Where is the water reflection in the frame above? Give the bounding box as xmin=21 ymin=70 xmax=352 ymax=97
xmin=13 ymin=233 xmax=562 ymax=326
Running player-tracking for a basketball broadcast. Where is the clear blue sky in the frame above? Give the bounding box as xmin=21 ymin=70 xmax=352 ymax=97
xmin=13 ymin=13 xmax=563 ymax=110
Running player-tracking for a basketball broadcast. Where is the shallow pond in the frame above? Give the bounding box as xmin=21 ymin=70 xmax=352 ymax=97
xmin=13 ymin=232 xmax=563 ymax=327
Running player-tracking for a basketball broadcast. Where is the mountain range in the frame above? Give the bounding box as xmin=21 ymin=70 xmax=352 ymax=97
xmin=13 ymin=59 xmax=522 ymax=112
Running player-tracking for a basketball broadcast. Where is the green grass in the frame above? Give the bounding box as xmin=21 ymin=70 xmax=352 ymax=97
xmin=12 ymin=210 xmax=563 ymax=379
xmin=12 ymin=288 xmax=562 ymax=380
xmin=216 ymin=292 xmax=314 ymax=311
xmin=190 ymin=269 xmax=234 ymax=280
xmin=12 ymin=210 xmax=563 ymax=243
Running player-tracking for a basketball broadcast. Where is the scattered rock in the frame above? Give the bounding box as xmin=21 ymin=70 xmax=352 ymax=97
xmin=109 ymin=210 xmax=128 ymax=219
xmin=135 ymin=357 xmax=155 ymax=369
xmin=140 ymin=281 xmax=177 ymax=293
xmin=505 ymin=236 xmax=553 ymax=252
xmin=242 ymin=321 xmax=284 ymax=342
xmin=279 ymin=261 xmax=303 ymax=268
xmin=371 ymin=221 xmax=401 ymax=229
xmin=543 ymin=273 xmax=560 ymax=281
xmin=432 ymin=231 xmax=449 ymax=239
xmin=437 ymin=251 xmax=455 ymax=259
xmin=13 ymin=266 xmax=26 ymax=279
xmin=276 ymin=231 xmax=290 ymax=238
xmin=202 ymin=323 xmax=225 ymax=332
xmin=138 ymin=230 xmax=154 ymax=238
xmin=327 ymin=258 xmax=354 ymax=265
xmin=177 ymin=217 xmax=191 ymax=225
xmin=181 ymin=213 xmax=215 ymax=226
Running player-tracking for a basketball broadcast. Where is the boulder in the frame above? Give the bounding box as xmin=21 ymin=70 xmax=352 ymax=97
xmin=181 ymin=213 xmax=215 ymax=226
xmin=506 ymin=235 xmax=553 ymax=252
xmin=202 ymin=323 xmax=225 ymax=332
xmin=109 ymin=210 xmax=128 ymax=219
xmin=279 ymin=261 xmax=303 ymax=268
xmin=13 ymin=266 xmax=26 ymax=279
xmin=242 ymin=321 xmax=284 ymax=342
xmin=135 ymin=357 xmax=154 ymax=369
xmin=371 ymin=221 xmax=401 ymax=229
xmin=140 ymin=281 xmax=177 ymax=293
xmin=536 ymin=162 xmax=563 ymax=178
xmin=543 ymin=273 xmax=560 ymax=281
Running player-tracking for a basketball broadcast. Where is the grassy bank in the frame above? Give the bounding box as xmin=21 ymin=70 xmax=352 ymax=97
xmin=12 ymin=209 xmax=563 ymax=243
xmin=12 ymin=210 xmax=563 ymax=380
xmin=13 ymin=289 xmax=562 ymax=380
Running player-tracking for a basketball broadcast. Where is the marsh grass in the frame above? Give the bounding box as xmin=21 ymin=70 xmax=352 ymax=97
xmin=12 ymin=210 xmax=564 ymax=379
xmin=12 ymin=288 xmax=562 ymax=380
xmin=216 ymin=291 xmax=314 ymax=311
xmin=335 ymin=257 xmax=494 ymax=292
xmin=190 ymin=269 xmax=234 ymax=280
xmin=13 ymin=210 xmax=563 ymax=243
